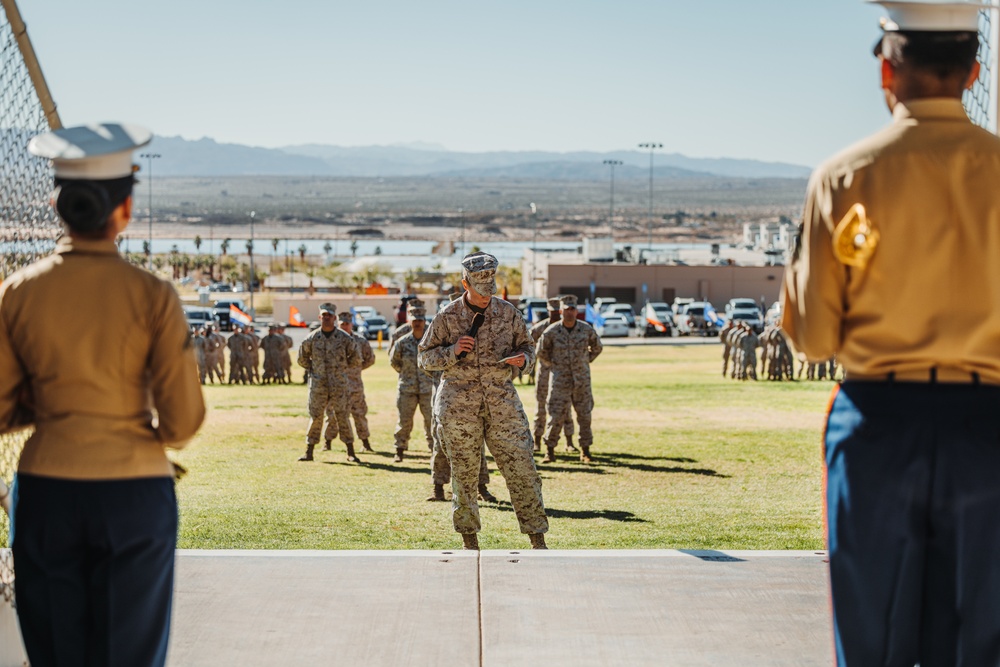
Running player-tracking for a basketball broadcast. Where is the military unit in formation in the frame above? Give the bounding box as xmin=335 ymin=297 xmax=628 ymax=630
xmin=190 ymin=322 xmax=294 ymax=385
xmin=719 ymin=320 xmax=837 ymax=381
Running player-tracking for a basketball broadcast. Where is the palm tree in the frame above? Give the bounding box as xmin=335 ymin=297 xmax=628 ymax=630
xmin=374 ymin=246 xmax=382 ymax=256
xmin=271 ymin=238 xmax=280 ymax=272
xmin=298 ymin=244 xmax=307 ymax=263
xmin=221 ymin=238 xmax=231 ymax=257
xmin=350 ymin=240 xmax=359 ymax=257
xmin=323 ymin=241 xmax=332 ymax=261
xmin=194 ymin=235 xmax=202 ymax=253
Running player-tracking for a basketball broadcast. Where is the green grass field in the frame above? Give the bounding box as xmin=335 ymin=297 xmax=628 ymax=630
xmin=174 ymin=343 xmax=833 ymax=551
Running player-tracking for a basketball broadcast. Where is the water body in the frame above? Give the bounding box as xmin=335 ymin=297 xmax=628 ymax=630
xmin=111 ymin=238 xmax=721 ymax=263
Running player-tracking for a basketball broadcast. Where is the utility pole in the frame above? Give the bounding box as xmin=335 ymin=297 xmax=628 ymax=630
xmin=603 ymin=159 xmax=623 ymax=251
xmin=139 ymin=152 xmax=160 ymax=271
xmin=638 ymin=142 xmax=662 ymax=251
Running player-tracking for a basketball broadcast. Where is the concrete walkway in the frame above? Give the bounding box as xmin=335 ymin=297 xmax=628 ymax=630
xmin=168 ymin=549 xmax=832 ymax=666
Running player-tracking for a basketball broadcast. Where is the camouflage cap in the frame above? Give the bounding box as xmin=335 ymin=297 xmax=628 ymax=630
xmin=408 ymin=298 xmax=425 ymax=309
xmin=408 ymin=307 xmax=427 ymax=321
xmin=560 ymin=294 xmax=578 ymax=309
xmin=461 ymin=252 xmax=498 ymax=297
xmin=547 ymin=297 xmax=561 ymax=310
xmin=319 ymin=302 xmax=336 ymax=315
xmin=337 ymin=312 xmax=353 ymax=323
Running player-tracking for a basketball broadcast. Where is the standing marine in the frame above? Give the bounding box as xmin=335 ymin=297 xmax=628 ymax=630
xmin=537 ymin=294 xmax=603 ymax=463
xmin=338 ymin=311 xmax=375 ymax=452
xmin=530 ymin=296 xmax=576 ymax=452
xmin=390 ymin=304 xmax=434 ymax=462
xmin=419 ymin=252 xmax=548 ymax=550
xmin=782 ymin=2 xmax=1000 ymax=664
xmin=296 ymin=302 xmax=361 ymax=462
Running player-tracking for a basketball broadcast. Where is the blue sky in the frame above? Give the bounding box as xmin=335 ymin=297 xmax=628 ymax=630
xmin=20 ymin=1 xmax=898 ymax=167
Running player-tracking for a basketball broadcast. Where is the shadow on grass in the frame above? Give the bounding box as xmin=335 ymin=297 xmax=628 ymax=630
xmin=535 ymin=463 xmax=609 ymax=475
xmin=679 ymin=549 xmax=747 ymax=562
xmin=324 ymin=460 xmax=429 ymax=474
xmin=487 ymin=502 xmax=647 ymax=523
xmin=607 ymin=452 xmax=699 ymax=464
xmin=589 ymin=454 xmax=729 ymax=478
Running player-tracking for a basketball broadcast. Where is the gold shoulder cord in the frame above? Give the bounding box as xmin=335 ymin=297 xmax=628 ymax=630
xmin=832 ymin=203 xmax=879 ymax=268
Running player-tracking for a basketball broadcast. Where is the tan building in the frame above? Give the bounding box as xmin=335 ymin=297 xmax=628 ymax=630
xmin=522 ymin=243 xmax=784 ymax=308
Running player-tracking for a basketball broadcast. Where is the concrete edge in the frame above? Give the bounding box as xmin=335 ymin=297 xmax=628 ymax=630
xmin=175 ymin=549 xmax=828 ymax=559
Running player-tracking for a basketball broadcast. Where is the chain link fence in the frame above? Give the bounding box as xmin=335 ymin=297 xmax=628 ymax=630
xmin=1 ymin=0 xmax=58 ymax=608
xmin=966 ymin=9 xmax=997 ymax=131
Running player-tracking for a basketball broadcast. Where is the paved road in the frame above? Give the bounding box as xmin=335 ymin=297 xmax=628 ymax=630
xmin=166 ymin=549 xmax=832 ymax=667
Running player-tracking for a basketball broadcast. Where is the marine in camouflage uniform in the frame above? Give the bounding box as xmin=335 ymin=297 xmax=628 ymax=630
xmin=191 ymin=326 xmax=208 ymax=384
xmin=428 ymin=292 xmax=494 ymax=503
xmin=387 ymin=298 xmax=423 ymax=359
xmin=226 ymin=328 xmax=248 ymax=384
xmin=390 ymin=306 xmax=434 ymax=461
xmin=261 ymin=325 xmax=285 ymax=384
xmin=530 ymin=297 xmax=575 ymax=452
xmin=242 ymin=324 xmax=261 ymax=384
xmin=296 ymin=302 xmax=362 ymax=462
xmin=204 ymin=324 xmax=225 ymax=383
xmin=537 ymin=294 xmax=603 ymax=463
xmin=338 ymin=312 xmax=375 ymax=452
xmin=277 ymin=323 xmax=294 ymax=384
xmin=419 ymin=252 xmax=548 ymax=550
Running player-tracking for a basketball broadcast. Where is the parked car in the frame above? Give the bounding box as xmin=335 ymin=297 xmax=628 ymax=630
xmin=764 ymin=301 xmax=782 ymax=327
xmin=725 ymin=297 xmax=761 ymax=318
xmin=593 ymin=297 xmax=617 ymax=312
xmin=357 ymin=315 xmax=391 ymax=341
xmin=675 ymin=301 xmax=720 ymax=337
xmin=353 ymin=306 xmax=379 ymax=320
xmin=595 ymin=314 xmax=629 ymax=338
xmin=212 ymin=299 xmax=247 ymax=331
xmin=672 ymin=297 xmax=694 ymax=320
xmin=728 ymin=307 xmax=764 ymax=333
xmin=639 ymin=302 xmax=674 ymax=337
xmin=209 ymin=282 xmax=234 ymax=292
xmin=183 ymin=306 xmax=219 ymax=331
xmin=602 ymin=303 xmax=636 ymax=328
xmin=517 ymin=297 xmax=547 ymax=319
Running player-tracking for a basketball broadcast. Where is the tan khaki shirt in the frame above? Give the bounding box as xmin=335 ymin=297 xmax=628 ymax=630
xmin=782 ymin=99 xmax=1000 ymax=384
xmin=0 ymin=236 xmax=206 ymax=479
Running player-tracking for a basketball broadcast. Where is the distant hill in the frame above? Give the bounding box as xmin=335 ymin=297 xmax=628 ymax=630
xmin=141 ymin=135 xmax=812 ymax=179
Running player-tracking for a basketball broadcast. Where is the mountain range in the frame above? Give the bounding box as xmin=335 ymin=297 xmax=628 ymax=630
xmin=142 ymin=135 xmax=812 ymax=180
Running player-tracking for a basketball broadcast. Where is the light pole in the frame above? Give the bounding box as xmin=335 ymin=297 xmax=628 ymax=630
xmin=530 ymin=202 xmax=538 ymax=296
xmin=638 ymin=142 xmax=662 ymax=251
xmin=248 ymin=210 xmax=256 ymax=316
xmin=140 ymin=152 xmax=160 ymax=271
xmin=603 ymin=159 xmax=623 ymax=250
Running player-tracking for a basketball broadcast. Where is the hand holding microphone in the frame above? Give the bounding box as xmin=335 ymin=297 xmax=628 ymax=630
xmin=456 ymin=312 xmax=485 ymax=360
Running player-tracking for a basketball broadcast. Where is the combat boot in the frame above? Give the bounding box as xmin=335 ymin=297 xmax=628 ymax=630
xmin=346 ymin=442 xmax=359 ymax=463
xmin=533 ymin=433 xmax=542 ymax=452
xmin=579 ymin=445 xmax=592 ymax=464
xmin=529 ymin=534 xmax=548 ymax=550
xmin=541 ymin=446 xmax=557 ymax=464
xmin=566 ymin=435 xmax=579 ymax=453
xmin=393 ymin=448 xmax=405 ymax=463
xmin=298 ymin=444 xmax=315 ymax=462
xmin=462 ymin=533 xmax=480 ymax=550
xmin=361 ymin=438 xmax=373 ymax=452
xmin=322 ymin=439 xmax=332 ymax=451
xmin=426 ymin=484 xmax=446 ymax=502
xmin=478 ymin=484 xmax=498 ymax=503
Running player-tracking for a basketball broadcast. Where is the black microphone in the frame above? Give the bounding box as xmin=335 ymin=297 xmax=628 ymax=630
xmin=457 ymin=312 xmax=485 ymax=360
